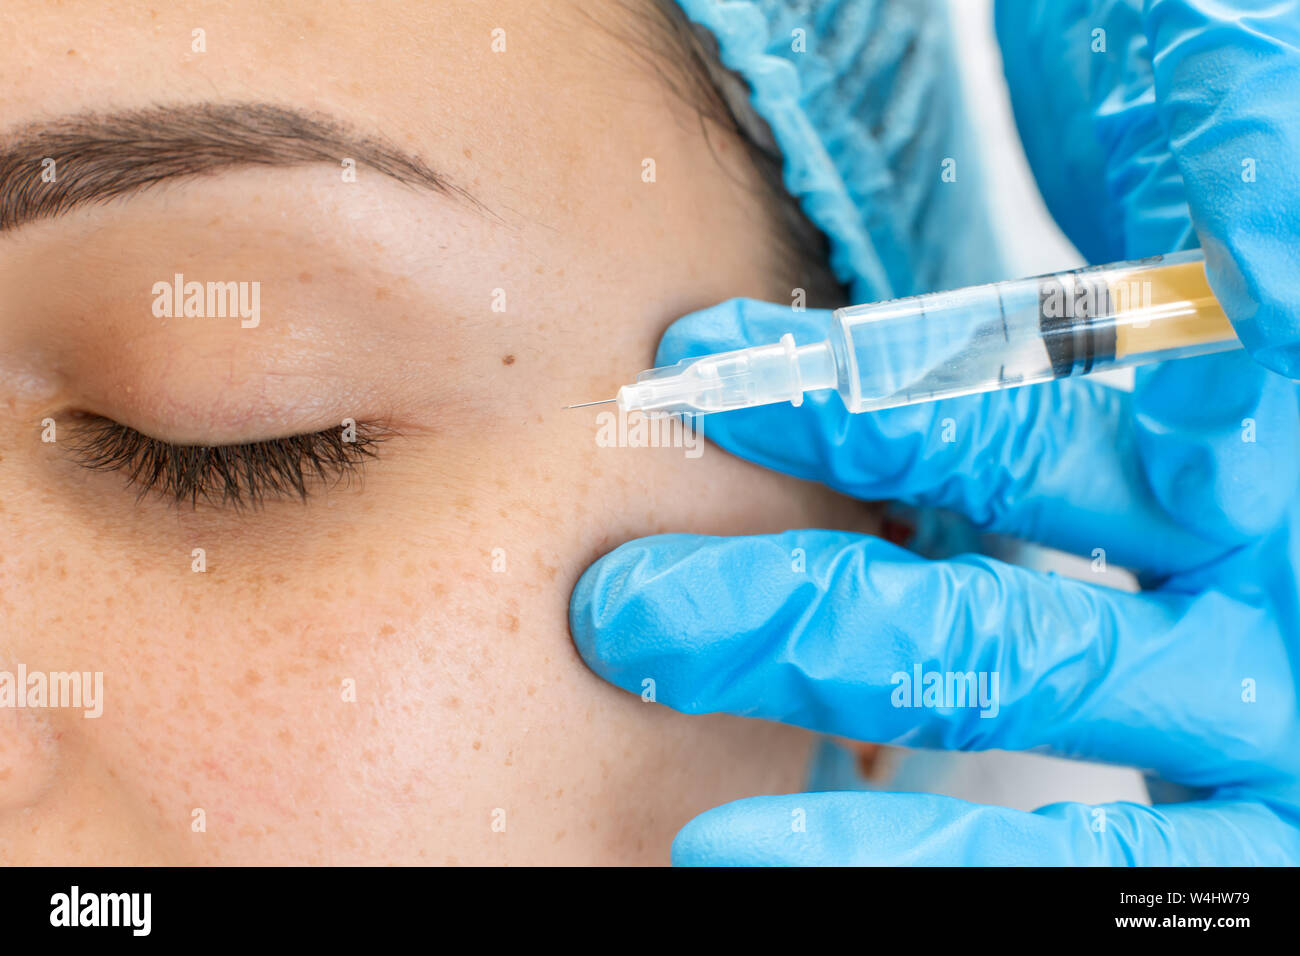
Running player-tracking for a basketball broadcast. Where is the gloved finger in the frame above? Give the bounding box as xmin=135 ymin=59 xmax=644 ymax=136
xmin=1133 ymin=351 xmax=1300 ymax=547
xmin=994 ymin=0 xmax=1195 ymax=261
xmin=659 ymin=298 xmax=1228 ymax=577
xmin=998 ymin=0 xmax=1300 ymax=374
xmin=1147 ymin=0 xmax=1300 ymax=376
xmin=570 ymin=531 xmax=1296 ymax=788
xmin=670 ymin=791 xmax=1300 ymax=865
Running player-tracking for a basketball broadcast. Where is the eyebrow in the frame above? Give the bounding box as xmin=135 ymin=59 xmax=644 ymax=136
xmin=0 ymin=102 xmax=487 ymax=233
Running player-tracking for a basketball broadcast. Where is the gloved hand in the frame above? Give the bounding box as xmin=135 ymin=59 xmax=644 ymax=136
xmin=995 ymin=0 xmax=1300 ymax=377
xmin=570 ymin=298 xmax=1300 ymax=863
xmin=569 ymin=0 xmax=1300 ymax=862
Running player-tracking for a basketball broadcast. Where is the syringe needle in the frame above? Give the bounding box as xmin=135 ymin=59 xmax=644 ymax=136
xmin=564 ymin=399 xmax=616 ymax=409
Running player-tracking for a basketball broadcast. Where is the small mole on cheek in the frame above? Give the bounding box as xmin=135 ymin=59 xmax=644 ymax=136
xmin=297 ymin=271 xmax=312 ymax=283
xmin=502 ymin=354 xmax=516 ymax=366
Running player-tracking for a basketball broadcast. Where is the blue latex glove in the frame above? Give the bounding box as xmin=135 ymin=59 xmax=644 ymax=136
xmin=569 ymin=0 xmax=1300 ymax=865
xmin=570 ymin=300 xmax=1300 ymax=863
xmin=995 ymin=0 xmax=1300 ymax=376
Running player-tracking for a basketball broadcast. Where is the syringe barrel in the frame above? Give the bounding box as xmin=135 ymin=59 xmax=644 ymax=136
xmin=829 ymin=249 xmax=1239 ymax=413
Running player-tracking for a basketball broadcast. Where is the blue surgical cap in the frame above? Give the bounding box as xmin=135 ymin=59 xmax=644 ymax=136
xmin=673 ymin=0 xmax=1001 ymax=302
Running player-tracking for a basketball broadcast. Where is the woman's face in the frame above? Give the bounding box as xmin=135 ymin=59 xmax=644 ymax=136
xmin=0 ymin=0 xmax=867 ymax=863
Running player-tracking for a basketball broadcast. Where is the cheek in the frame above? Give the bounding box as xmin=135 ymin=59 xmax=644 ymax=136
xmin=1 ymin=414 xmax=838 ymax=864
xmin=49 ymin=532 xmax=604 ymax=864
xmin=0 ymin=706 xmax=60 ymax=813
xmin=144 ymin=576 xmax=555 ymax=863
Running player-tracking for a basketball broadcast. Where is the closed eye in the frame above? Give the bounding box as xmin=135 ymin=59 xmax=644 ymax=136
xmin=67 ymin=415 xmax=387 ymax=508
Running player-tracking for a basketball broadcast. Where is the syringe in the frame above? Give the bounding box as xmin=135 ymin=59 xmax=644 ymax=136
xmin=572 ymin=249 xmax=1241 ymax=417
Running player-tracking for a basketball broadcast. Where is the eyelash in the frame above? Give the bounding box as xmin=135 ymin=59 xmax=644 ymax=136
xmin=68 ymin=416 xmax=384 ymax=508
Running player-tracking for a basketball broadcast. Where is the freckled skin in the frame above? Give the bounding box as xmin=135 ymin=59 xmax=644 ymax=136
xmin=0 ymin=0 xmax=877 ymax=864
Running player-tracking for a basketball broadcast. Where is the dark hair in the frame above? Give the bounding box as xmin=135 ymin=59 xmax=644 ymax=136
xmin=612 ymin=0 xmax=849 ymax=308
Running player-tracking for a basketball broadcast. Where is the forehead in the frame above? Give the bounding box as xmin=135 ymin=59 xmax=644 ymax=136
xmin=0 ymin=0 xmax=785 ymax=329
